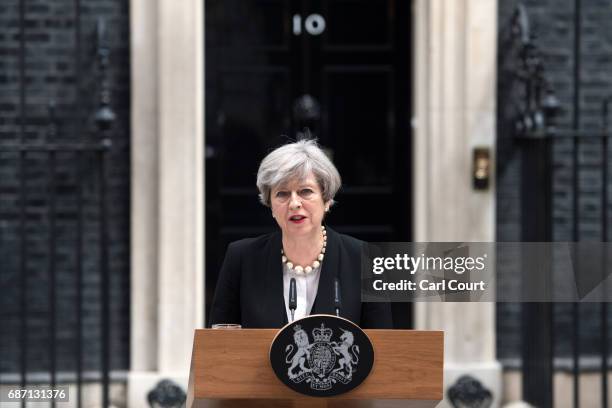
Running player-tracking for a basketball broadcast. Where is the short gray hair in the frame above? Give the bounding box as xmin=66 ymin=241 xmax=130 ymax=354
xmin=256 ymin=139 xmax=342 ymax=207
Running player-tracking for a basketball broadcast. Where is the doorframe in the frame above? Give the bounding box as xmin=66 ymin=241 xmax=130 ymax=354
xmin=412 ymin=0 xmax=502 ymax=406
xmin=128 ymin=0 xmax=204 ymax=405
xmin=129 ymin=0 xmax=502 ymax=405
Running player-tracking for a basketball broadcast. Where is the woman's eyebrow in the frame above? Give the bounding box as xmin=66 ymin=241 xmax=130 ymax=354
xmin=274 ymin=181 xmax=315 ymax=190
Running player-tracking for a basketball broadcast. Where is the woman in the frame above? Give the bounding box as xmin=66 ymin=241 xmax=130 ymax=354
xmin=209 ymin=139 xmax=392 ymax=328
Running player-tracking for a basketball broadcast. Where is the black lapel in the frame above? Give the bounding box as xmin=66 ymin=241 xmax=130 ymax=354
xmin=311 ymin=226 xmax=339 ymax=315
xmin=264 ymin=230 xmax=288 ymax=326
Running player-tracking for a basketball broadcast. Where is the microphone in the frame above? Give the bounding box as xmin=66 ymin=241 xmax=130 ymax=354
xmin=334 ymin=278 xmax=342 ymax=317
xmin=289 ymin=278 xmax=297 ymax=322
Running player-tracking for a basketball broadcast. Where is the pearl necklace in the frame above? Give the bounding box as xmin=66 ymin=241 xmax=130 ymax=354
xmin=281 ymin=226 xmax=327 ymax=275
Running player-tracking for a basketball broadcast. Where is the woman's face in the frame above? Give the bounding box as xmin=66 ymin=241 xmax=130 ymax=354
xmin=270 ymin=172 xmax=329 ymax=239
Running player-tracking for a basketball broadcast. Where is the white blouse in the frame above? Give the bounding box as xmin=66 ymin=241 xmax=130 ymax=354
xmin=282 ymin=263 xmax=322 ymax=323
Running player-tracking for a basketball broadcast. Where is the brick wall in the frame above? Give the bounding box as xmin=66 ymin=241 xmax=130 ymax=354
xmin=0 ymin=0 xmax=130 ymax=373
xmin=497 ymin=0 xmax=612 ymax=362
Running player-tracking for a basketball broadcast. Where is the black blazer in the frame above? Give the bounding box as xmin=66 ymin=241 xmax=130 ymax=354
xmin=209 ymin=227 xmax=393 ymax=329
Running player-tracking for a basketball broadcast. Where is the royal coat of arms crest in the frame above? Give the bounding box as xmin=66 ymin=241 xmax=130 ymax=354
xmin=270 ymin=315 xmax=374 ymax=397
xmin=285 ymin=323 xmax=360 ymax=390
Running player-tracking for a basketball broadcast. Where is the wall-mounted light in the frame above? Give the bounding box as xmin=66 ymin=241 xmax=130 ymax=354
xmin=473 ymin=147 xmax=490 ymax=190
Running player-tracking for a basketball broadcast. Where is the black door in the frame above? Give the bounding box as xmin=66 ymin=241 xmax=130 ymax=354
xmin=205 ymin=0 xmax=412 ymax=327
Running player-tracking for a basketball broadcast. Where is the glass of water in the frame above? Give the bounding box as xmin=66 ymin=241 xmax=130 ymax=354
xmin=211 ymin=324 xmax=242 ymax=329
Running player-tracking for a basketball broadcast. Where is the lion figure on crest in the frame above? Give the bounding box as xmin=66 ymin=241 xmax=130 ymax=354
xmin=285 ymin=326 xmax=312 ymax=379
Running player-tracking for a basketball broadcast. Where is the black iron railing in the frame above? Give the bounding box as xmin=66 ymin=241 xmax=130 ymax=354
xmin=503 ymin=3 xmax=611 ymax=408
xmin=0 ymin=2 xmax=116 ymax=406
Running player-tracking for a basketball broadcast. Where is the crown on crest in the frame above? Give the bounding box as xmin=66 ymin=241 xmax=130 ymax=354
xmin=312 ymin=323 xmax=333 ymax=342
